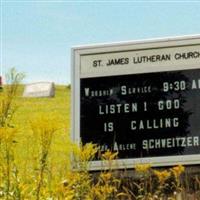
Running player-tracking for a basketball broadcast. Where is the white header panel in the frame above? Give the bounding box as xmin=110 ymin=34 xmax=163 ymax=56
xmin=80 ymin=44 xmax=200 ymax=78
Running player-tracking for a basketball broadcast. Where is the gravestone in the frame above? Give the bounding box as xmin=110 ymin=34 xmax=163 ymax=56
xmin=23 ymin=82 xmax=55 ymax=98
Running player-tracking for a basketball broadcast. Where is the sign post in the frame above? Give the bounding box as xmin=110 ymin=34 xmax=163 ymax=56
xmin=72 ymin=35 xmax=200 ymax=170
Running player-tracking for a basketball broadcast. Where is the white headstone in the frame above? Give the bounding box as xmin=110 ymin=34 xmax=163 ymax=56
xmin=23 ymin=82 xmax=55 ymax=98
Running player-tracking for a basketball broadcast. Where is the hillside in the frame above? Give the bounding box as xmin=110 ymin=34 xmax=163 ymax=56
xmin=5 ymin=85 xmax=72 ymax=180
xmin=13 ymin=85 xmax=70 ymax=133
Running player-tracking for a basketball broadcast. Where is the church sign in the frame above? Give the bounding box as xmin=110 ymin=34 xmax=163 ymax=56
xmin=72 ymin=35 xmax=200 ymax=170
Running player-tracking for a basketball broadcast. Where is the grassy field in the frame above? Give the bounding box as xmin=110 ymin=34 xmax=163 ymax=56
xmin=7 ymin=85 xmax=72 ymax=188
xmin=13 ymin=85 xmax=70 ymax=132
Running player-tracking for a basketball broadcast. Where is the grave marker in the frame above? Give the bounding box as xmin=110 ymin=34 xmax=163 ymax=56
xmin=23 ymin=82 xmax=55 ymax=98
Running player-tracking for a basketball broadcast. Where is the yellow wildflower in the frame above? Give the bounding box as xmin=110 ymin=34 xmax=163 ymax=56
xmin=80 ymin=143 xmax=98 ymax=162
xmin=154 ymin=169 xmax=171 ymax=183
xmin=171 ymin=165 xmax=185 ymax=177
xmin=101 ymin=150 xmax=118 ymax=161
xmin=135 ymin=163 xmax=151 ymax=173
xmin=0 ymin=127 xmax=17 ymax=143
xmin=100 ymin=172 xmax=112 ymax=182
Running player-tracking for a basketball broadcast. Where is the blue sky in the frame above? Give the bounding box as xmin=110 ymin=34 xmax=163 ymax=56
xmin=1 ymin=1 xmax=200 ymax=84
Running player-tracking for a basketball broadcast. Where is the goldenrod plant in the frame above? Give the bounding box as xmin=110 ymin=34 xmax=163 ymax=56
xmin=60 ymin=148 xmax=126 ymax=200
xmin=115 ymin=163 xmax=186 ymax=200
xmin=0 ymin=68 xmax=25 ymax=127
xmin=72 ymin=142 xmax=98 ymax=171
xmin=0 ymin=68 xmax=24 ymax=200
xmin=30 ymin=115 xmax=60 ymax=200
xmin=0 ymin=127 xmax=18 ymax=199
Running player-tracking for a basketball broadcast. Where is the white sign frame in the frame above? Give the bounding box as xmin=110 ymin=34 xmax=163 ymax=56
xmin=71 ymin=35 xmax=200 ymax=171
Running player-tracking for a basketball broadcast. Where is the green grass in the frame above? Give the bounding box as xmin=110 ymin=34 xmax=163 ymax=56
xmin=13 ymin=85 xmax=70 ymax=131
